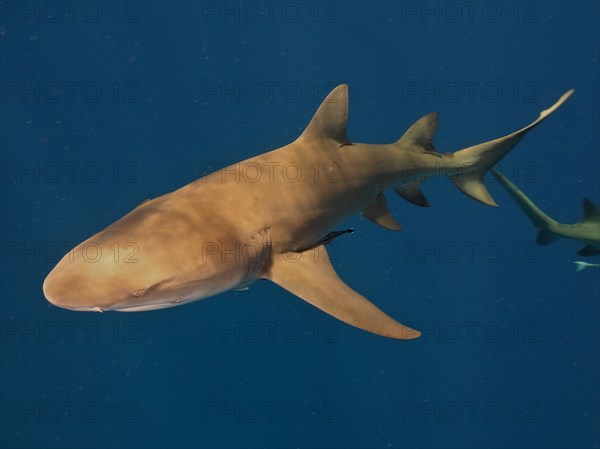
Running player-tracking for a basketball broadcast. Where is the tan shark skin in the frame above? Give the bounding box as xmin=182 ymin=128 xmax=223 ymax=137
xmin=43 ymin=85 xmax=573 ymax=339
xmin=492 ymin=169 xmax=600 ymax=256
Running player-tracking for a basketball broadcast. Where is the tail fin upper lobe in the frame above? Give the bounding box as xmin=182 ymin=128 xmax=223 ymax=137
xmin=449 ymin=90 xmax=574 ymax=206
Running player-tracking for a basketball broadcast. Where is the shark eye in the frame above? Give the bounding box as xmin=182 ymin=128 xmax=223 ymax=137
xmin=133 ymin=289 xmax=145 ymax=297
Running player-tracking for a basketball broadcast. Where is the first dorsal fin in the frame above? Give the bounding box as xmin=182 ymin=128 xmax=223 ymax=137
xmin=298 ymin=84 xmax=350 ymax=145
xmin=362 ymin=193 xmax=403 ymax=231
xmin=582 ymin=198 xmax=600 ymax=223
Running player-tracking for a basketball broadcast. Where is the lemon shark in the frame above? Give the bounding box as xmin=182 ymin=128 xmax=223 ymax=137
xmin=492 ymin=169 xmax=600 ymax=256
xmin=43 ymin=85 xmax=573 ymax=339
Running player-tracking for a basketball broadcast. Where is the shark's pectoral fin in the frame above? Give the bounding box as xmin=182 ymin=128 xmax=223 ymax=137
xmin=362 ymin=193 xmax=403 ymax=231
xmin=262 ymin=245 xmax=420 ymax=340
xmin=394 ymin=181 xmax=430 ymax=207
xmin=536 ymin=229 xmax=558 ymax=246
xmin=577 ymin=245 xmax=600 ymax=257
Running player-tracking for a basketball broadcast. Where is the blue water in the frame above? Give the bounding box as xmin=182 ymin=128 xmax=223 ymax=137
xmin=1 ymin=1 xmax=599 ymax=448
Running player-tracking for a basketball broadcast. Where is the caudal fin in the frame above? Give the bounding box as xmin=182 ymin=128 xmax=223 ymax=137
xmin=449 ymin=90 xmax=574 ymax=206
xmin=574 ymin=261 xmax=588 ymax=272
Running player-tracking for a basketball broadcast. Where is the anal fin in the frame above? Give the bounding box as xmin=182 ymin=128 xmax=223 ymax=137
xmin=450 ymin=174 xmax=497 ymax=206
xmin=263 ymin=245 xmax=420 ymax=340
xmin=536 ymin=229 xmax=558 ymax=246
xmin=362 ymin=193 xmax=403 ymax=231
xmin=394 ymin=181 xmax=430 ymax=207
xmin=582 ymin=198 xmax=600 ymax=223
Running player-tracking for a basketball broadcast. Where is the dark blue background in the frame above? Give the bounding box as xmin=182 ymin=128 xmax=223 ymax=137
xmin=1 ymin=1 xmax=598 ymax=448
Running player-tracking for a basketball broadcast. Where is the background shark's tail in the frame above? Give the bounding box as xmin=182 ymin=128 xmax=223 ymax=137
xmin=448 ymin=90 xmax=574 ymax=206
xmin=490 ymin=168 xmax=560 ymax=245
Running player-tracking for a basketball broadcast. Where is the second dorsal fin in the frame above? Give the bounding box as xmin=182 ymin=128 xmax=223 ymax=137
xmin=396 ymin=112 xmax=439 ymax=153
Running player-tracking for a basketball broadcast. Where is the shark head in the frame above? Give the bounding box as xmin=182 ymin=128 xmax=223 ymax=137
xmin=43 ymin=236 xmax=191 ymax=312
xmin=43 ymin=199 xmax=251 ymax=312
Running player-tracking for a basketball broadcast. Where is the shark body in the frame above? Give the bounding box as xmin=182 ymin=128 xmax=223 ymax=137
xmin=43 ymin=85 xmax=573 ymax=339
xmin=492 ymin=169 xmax=600 ymax=256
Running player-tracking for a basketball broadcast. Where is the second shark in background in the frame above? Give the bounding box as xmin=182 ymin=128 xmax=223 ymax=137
xmin=491 ymin=168 xmax=600 ymax=256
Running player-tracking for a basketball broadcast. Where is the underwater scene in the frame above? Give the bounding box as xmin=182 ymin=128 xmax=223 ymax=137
xmin=1 ymin=1 xmax=599 ymax=448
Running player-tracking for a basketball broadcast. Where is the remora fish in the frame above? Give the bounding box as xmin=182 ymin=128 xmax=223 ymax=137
xmin=574 ymin=261 xmax=600 ymax=272
xmin=43 ymin=85 xmax=573 ymax=339
xmin=492 ymin=169 xmax=600 ymax=256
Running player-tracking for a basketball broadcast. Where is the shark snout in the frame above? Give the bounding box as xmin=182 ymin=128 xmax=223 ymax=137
xmin=43 ymin=266 xmax=87 ymax=311
xmin=43 ymin=270 xmax=72 ymax=309
xmin=43 ymin=259 xmax=113 ymax=312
